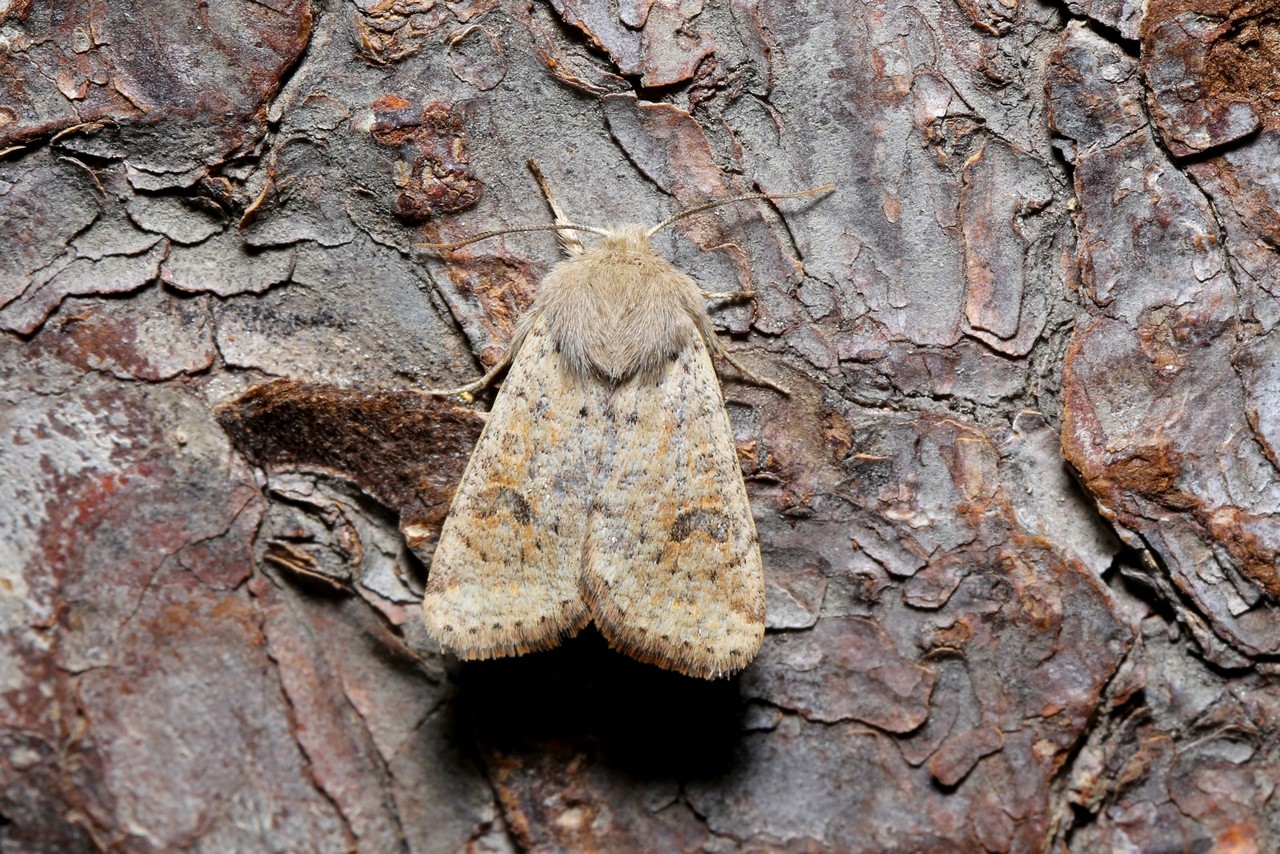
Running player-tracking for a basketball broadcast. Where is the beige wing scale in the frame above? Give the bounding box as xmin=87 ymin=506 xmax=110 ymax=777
xmin=583 ymin=335 xmax=766 ymax=678
xmin=424 ymin=318 xmax=596 ymax=658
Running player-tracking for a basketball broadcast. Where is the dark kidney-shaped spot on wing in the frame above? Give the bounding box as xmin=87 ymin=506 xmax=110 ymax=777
xmin=670 ymin=508 xmax=731 ymax=543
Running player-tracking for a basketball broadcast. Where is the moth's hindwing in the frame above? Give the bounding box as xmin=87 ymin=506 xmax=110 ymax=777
xmin=424 ymin=318 xmax=594 ymax=658
xmin=583 ymin=335 xmax=766 ymax=678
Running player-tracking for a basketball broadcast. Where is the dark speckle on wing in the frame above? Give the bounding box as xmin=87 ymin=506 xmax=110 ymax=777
xmin=482 ymin=486 xmax=534 ymax=526
xmin=670 ymin=508 xmax=732 ymax=543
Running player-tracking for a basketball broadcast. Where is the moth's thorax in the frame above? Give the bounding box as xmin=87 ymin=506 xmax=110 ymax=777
xmin=532 ymin=225 xmax=714 ymax=382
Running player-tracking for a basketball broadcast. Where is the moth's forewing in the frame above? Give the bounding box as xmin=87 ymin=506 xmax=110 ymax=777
xmin=424 ymin=318 xmax=595 ymax=658
xmin=582 ymin=335 xmax=766 ymax=679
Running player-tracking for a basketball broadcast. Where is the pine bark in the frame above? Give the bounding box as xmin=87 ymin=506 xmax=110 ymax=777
xmin=2 ymin=0 xmax=1278 ymax=850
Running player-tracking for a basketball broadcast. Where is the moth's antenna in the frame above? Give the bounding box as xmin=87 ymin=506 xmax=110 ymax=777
xmin=526 ymin=159 xmax=585 ymax=257
xmin=418 ymin=222 xmax=610 ymax=251
xmin=646 ymin=184 xmax=836 ymax=238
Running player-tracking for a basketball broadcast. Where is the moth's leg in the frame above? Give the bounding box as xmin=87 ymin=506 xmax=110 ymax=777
xmin=526 ymin=160 xmax=583 ymax=258
xmin=421 ymin=347 xmax=514 ymax=401
xmin=700 ymin=290 xmax=788 ymax=394
xmin=703 ymin=290 xmax=756 ymax=302
xmin=713 ymin=346 xmax=791 ymax=396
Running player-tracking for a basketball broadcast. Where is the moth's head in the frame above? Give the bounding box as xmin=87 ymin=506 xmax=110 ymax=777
xmin=596 ymin=225 xmax=653 ymax=256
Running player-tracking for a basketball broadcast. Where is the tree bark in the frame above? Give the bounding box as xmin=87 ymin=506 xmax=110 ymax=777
xmin=2 ymin=0 xmax=1278 ymax=850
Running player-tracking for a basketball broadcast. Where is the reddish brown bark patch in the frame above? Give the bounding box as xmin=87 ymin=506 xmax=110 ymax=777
xmin=0 ymin=0 xmax=312 ymax=172
xmin=215 ymin=378 xmax=484 ymax=550
xmin=1143 ymin=0 xmax=1280 ymax=156
xmin=371 ymin=97 xmax=483 ymax=222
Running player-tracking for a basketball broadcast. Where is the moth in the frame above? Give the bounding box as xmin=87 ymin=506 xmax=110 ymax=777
xmin=421 ymin=162 xmax=831 ymax=679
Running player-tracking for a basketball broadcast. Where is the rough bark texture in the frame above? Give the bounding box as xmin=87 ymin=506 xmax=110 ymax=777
xmin=2 ymin=0 xmax=1278 ymax=851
